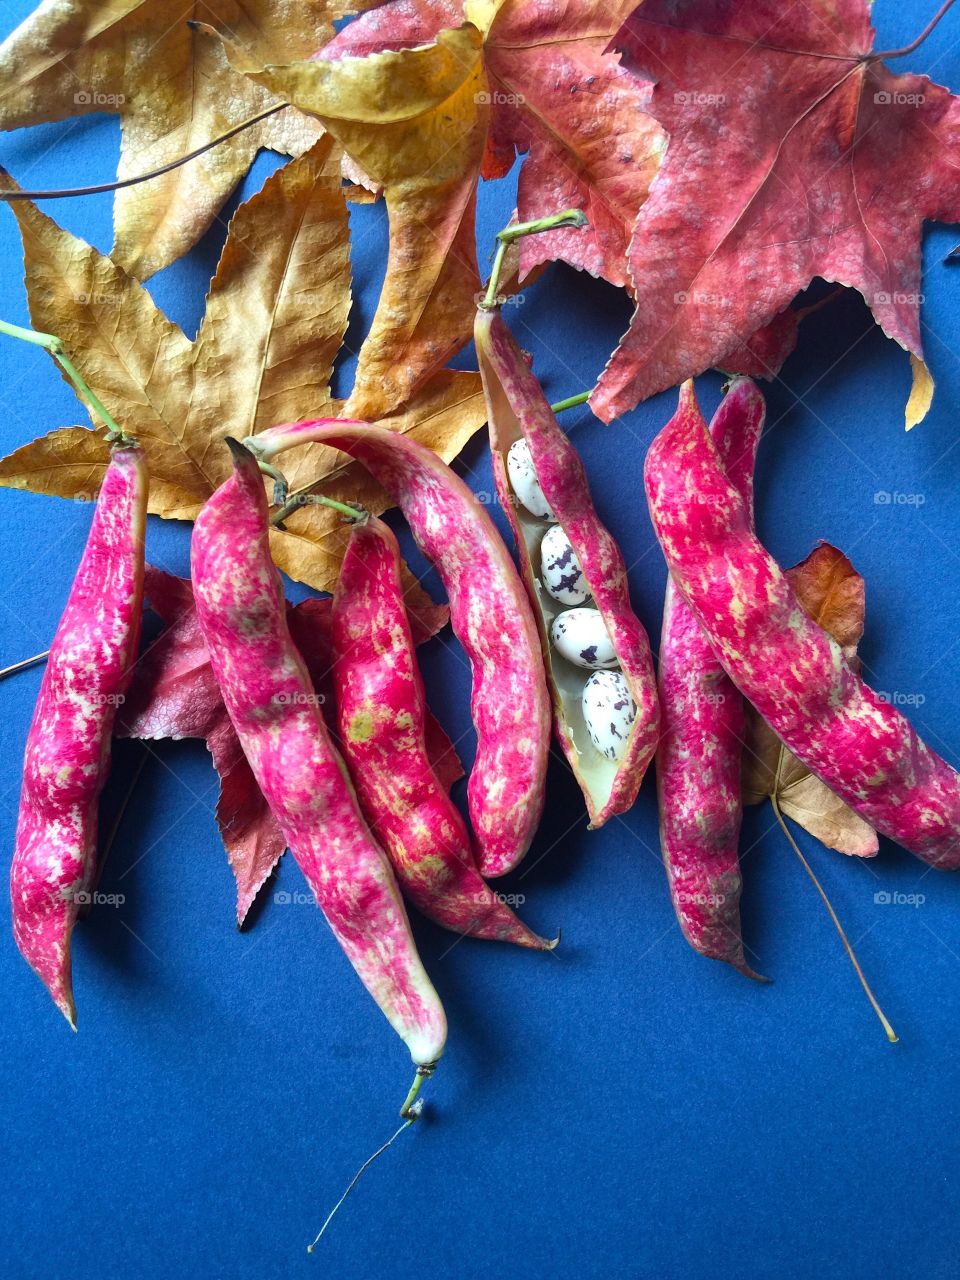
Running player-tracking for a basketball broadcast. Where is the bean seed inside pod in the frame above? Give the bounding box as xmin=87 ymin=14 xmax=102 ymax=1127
xmin=507 ymin=439 xmax=554 ymax=520
xmin=540 ymin=524 xmax=590 ymax=606
xmin=550 ymin=608 xmax=618 ymax=670
xmin=582 ymin=670 xmax=637 ymax=761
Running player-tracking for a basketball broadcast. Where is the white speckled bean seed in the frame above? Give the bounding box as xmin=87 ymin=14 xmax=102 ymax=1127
xmin=582 ymin=671 xmax=637 ymax=761
xmin=507 ymin=439 xmax=554 ymax=520
xmin=550 ymin=608 xmax=618 ymax=670
xmin=540 ymin=524 xmax=590 ymax=605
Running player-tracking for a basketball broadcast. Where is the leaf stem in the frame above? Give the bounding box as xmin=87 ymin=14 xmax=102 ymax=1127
xmin=0 ymin=319 xmax=134 ymax=444
xmin=482 ymin=210 xmax=588 ymax=308
xmin=269 ymin=487 xmax=364 ymax=527
xmin=869 ymin=0 xmax=956 ymax=60
xmin=550 ymin=391 xmax=591 ymax=414
xmin=0 ymin=650 xmax=49 ymax=680
xmin=0 ymin=105 xmax=287 ymax=202
xmin=306 ymin=1099 xmax=423 ymax=1254
xmin=771 ymin=795 xmax=898 ymax=1043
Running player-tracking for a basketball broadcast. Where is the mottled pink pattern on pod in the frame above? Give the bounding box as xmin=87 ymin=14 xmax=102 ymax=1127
xmin=656 ymin=379 xmax=765 ymax=976
xmin=475 ymin=308 xmax=659 ymax=826
xmin=252 ymin=420 xmax=550 ymax=879
xmin=11 ymin=446 xmax=147 ymax=1026
xmin=332 ymin=515 xmax=554 ymax=948
xmin=646 ymin=383 xmax=960 ymax=871
xmin=191 ymin=444 xmax=446 ymax=1065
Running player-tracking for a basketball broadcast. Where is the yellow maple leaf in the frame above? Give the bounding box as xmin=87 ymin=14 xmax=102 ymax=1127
xmin=0 ymin=133 xmax=489 ymax=599
xmin=0 ymin=0 xmax=377 ymax=279
xmin=209 ymin=21 xmax=490 ymax=421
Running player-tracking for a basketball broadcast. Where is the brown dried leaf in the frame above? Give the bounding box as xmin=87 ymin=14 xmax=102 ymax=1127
xmin=742 ymin=543 xmax=879 ymax=857
xmin=0 ymin=138 xmax=488 ymax=593
xmin=0 ymin=0 xmax=373 ymax=277
xmin=787 ymin=543 xmax=865 ymax=653
xmin=210 ymin=21 xmax=489 ymax=420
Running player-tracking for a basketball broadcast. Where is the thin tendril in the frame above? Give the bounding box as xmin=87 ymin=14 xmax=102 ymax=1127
xmin=306 ymin=1100 xmax=423 ymax=1254
xmin=0 ymin=105 xmax=287 ymax=202
xmin=0 ymin=650 xmax=49 ymax=680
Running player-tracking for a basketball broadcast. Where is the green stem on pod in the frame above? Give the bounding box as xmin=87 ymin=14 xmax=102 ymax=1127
xmin=0 ymin=319 xmax=135 ymax=446
xmin=482 ymin=209 xmax=589 ymax=308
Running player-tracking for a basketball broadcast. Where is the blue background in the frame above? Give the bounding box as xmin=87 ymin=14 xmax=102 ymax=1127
xmin=1 ymin=2 xmax=959 ymax=1276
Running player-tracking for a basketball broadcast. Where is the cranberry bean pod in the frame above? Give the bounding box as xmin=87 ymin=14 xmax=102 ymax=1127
xmin=332 ymin=513 xmax=556 ymax=949
xmin=11 ymin=444 xmax=148 ymax=1027
xmin=246 ymin=421 xmax=550 ymax=879
xmin=475 ymin=306 xmax=659 ymax=826
xmin=656 ymin=379 xmax=765 ymax=977
xmin=191 ymin=440 xmax=447 ymax=1075
xmin=646 ymin=382 xmax=960 ymax=871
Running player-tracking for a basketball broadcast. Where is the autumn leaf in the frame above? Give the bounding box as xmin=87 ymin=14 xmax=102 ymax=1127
xmin=213 ymin=0 xmax=814 ymax=410
xmin=210 ymin=21 xmax=490 ymax=420
xmin=323 ymin=0 xmax=666 ymax=289
xmin=0 ymin=134 xmax=489 ymax=597
xmin=0 ymin=0 xmax=378 ymax=279
xmin=120 ymin=568 xmax=460 ymax=923
xmin=592 ymin=0 xmax=960 ymax=426
xmin=742 ymin=544 xmax=878 ymax=858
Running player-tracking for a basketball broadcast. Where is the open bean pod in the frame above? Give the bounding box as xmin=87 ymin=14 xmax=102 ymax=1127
xmin=475 ymin=307 xmax=660 ymax=826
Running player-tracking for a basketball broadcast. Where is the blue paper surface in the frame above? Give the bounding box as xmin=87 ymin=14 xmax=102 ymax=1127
xmin=1 ymin=3 xmax=959 ymax=1276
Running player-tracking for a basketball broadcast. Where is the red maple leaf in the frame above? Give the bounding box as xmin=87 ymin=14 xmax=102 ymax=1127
xmin=326 ymin=0 xmax=805 ymax=373
xmin=591 ymin=0 xmax=960 ymax=422
xmin=324 ymin=0 xmax=663 ymax=287
xmin=120 ymin=568 xmax=460 ymax=923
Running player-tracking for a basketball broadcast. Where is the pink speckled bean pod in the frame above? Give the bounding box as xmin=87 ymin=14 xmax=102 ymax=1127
xmin=11 ymin=444 xmax=147 ymax=1027
xmin=192 ymin=442 xmax=447 ymax=1084
xmin=475 ymin=306 xmax=659 ymax=826
xmin=332 ymin=512 xmax=556 ymax=950
xmin=646 ymin=382 xmax=960 ymax=871
xmin=656 ymin=378 xmax=765 ymax=977
xmin=246 ymin=421 xmax=550 ymax=879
